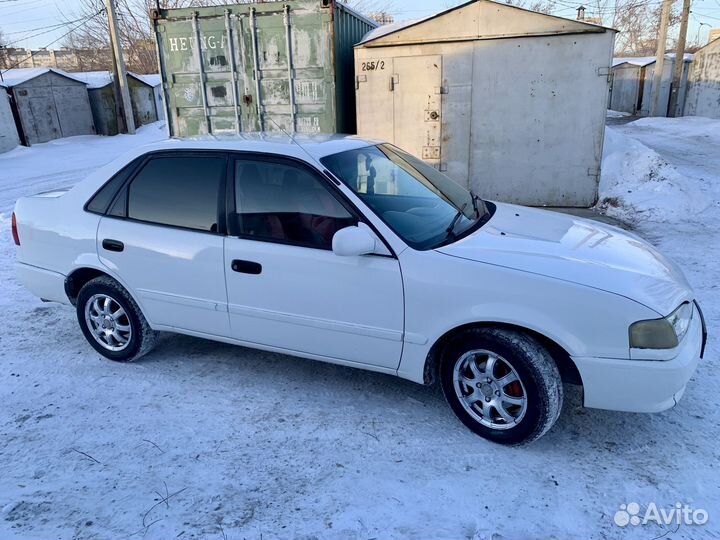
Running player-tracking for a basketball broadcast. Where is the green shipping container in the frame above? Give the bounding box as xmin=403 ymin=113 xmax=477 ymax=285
xmin=151 ymin=0 xmax=376 ymax=137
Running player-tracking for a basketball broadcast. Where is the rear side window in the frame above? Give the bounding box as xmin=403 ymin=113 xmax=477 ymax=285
xmin=126 ymin=156 xmax=225 ymax=232
xmin=85 ymin=157 xmax=142 ymax=214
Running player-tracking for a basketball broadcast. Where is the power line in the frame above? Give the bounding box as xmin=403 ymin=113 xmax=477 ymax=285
xmin=1 ymin=8 xmax=105 ymax=75
xmin=3 ymin=20 xmax=79 ymax=35
xmin=692 ymin=10 xmax=720 ymax=19
xmin=3 ymin=16 xmax=90 ymax=46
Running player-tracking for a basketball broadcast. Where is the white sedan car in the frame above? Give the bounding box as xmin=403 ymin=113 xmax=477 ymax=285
xmin=13 ymin=136 xmax=706 ymax=445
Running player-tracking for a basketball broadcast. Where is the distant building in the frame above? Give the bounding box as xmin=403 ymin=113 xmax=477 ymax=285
xmin=709 ymin=29 xmax=720 ymax=44
xmin=0 ymin=47 xmax=112 ymax=72
xmin=609 ymin=54 xmax=693 ymax=116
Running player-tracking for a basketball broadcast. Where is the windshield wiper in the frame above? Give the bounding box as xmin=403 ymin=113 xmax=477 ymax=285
xmin=446 ymin=202 xmax=468 ymax=236
xmin=469 ymin=189 xmax=487 ymax=219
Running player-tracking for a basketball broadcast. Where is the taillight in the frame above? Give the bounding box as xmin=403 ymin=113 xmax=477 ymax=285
xmin=11 ymin=212 xmax=20 ymax=246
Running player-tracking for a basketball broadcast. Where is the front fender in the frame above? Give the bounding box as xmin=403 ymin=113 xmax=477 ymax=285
xmin=396 ymin=249 xmax=658 ymax=384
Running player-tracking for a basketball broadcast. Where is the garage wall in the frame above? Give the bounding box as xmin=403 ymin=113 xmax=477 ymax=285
xmin=0 ymin=87 xmax=20 ymax=153
xmin=355 ymin=31 xmax=614 ymax=207
xmin=610 ymin=64 xmax=641 ymax=114
xmin=14 ymin=71 xmax=95 ymax=144
xmin=684 ymin=39 xmax=720 ymax=119
xmin=128 ymin=77 xmax=158 ymax=127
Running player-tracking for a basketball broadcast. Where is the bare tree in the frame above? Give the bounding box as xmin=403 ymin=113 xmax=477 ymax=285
xmin=0 ymin=28 xmax=8 ymax=70
xmin=61 ymin=0 xmax=232 ymax=74
xmin=504 ymin=0 xmax=558 ymax=15
xmin=610 ymin=0 xmax=680 ymax=55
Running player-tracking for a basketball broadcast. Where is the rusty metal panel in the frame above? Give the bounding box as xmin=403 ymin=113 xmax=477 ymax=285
xmin=11 ymin=71 xmax=95 ymax=145
xmin=128 ymin=77 xmax=159 ymax=126
xmin=87 ymin=86 xmax=119 ymax=136
xmin=154 ymin=0 xmax=375 ymax=137
xmin=0 ymin=88 xmax=20 ymax=153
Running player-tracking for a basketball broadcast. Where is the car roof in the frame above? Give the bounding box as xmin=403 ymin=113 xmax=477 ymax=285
xmin=135 ymin=133 xmax=381 ymax=161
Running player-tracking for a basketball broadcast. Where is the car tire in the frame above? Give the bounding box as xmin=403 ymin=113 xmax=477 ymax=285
xmin=440 ymin=327 xmax=563 ymax=445
xmin=76 ymin=275 xmax=157 ymax=362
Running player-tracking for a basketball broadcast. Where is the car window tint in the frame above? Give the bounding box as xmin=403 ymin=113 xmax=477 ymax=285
xmin=127 ymin=156 xmax=224 ymax=232
xmin=233 ymin=159 xmax=356 ymax=249
xmin=86 ymin=157 xmax=140 ymax=214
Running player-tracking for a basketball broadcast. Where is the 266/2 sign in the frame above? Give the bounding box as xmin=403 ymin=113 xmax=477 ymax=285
xmin=361 ymin=60 xmax=385 ymax=71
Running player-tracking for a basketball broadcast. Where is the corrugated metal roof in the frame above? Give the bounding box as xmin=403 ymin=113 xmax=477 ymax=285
xmin=359 ymin=17 xmax=428 ymax=44
xmin=613 ymin=53 xmax=694 ymax=68
xmin=70 ymin=71 xmax=114 ymax=89
xmin=357 ymin=0 xmax=614 ymax=46
xmin=0 ymin=67 xmax=87 ymax=88
xmin=130 ymin=73 xmax=161 ymax=87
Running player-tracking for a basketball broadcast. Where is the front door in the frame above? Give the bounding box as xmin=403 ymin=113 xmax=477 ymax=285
xmin=97 ymin=152 xmax=231 ymax=337
xmin=224 ymin=154 xmax=404 ymax=369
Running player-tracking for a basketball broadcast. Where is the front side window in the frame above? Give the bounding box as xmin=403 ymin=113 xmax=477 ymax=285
xmin=232 ymin=158 xmax=356 ymax=249
xmin=126 ymin=156 xmax=225 ymax=232
xmin=321 ymin=144 xmax=488 ymax=250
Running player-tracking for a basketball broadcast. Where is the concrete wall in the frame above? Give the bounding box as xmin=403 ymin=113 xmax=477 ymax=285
xmin=12 ymin=71 xmax=95 ymax=145
xmin=0 ymin=87 xmax=20 ymax=153
xmin=684 ymin=39 xmax=720 ymax=119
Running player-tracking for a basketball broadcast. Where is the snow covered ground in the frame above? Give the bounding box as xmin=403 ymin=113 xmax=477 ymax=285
xmin=0 ymin=120 xmax=718 ymax=539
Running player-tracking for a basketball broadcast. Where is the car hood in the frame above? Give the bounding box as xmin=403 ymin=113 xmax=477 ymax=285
xmin=436 ymin=202 xmax=692 ymax=316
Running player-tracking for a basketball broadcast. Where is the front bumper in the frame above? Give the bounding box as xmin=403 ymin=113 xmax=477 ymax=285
xmin=572 ymin=302 xmax=705 ymax=413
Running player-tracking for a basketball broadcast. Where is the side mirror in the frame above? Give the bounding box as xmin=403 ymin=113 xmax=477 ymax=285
xmin=332 ymin=226 xmax=376 ymax=257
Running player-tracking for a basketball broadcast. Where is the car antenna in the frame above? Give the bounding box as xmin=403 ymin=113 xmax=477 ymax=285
xmin=266 ymin=117 xmax=324 ymax=168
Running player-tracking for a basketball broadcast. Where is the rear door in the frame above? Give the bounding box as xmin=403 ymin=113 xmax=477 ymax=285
xmin=97 ymin=152 xmax=231 ymax=337
xmin=223 ymin=154 xmax=405 ymax=369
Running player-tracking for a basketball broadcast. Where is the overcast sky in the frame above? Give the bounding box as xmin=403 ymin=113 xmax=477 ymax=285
xmin=1 ymin=0 xmax=719 ymax=52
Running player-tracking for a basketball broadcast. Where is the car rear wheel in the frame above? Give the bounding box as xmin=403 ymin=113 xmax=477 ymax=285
xmin=76 ymin=275 xmax=157 ymax=362
xmin=440 ymin=327 xmax=563 ymax=445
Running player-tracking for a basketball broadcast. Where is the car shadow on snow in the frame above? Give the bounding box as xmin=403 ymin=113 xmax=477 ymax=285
xmin=126 ymin=331 xmax=697 ymax=455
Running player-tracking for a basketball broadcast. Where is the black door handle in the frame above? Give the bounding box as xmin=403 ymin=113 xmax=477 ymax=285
xmin=102 ymin=239 xmax=124 ymax=252
xmin=231 ymin=259 xmax=262 ymax=274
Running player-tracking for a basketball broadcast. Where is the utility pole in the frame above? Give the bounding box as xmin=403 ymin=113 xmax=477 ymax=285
xmin=105 ymin=0 xmax=135 ymax=134
xmin=668 ymin=0 xmax=691 ymax=117
xmin=649 ymin=0 xmax=672 ymax=117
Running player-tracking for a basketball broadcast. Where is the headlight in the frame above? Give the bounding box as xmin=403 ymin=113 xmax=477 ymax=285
xmin=629 ymin=302 xmax=693 ymax=349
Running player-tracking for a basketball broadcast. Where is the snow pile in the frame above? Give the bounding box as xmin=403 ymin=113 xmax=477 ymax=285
xmin=606 ymin=109 xmax=630 ymax=118
xmin=0 ymin=121 xmax=168 ymax=213
xmin=598 ymin=124 xmax=709 ymax=223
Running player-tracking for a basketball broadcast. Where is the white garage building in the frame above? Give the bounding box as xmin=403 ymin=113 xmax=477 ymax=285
xmin=354 ymin=0 xmax=616 ymax=207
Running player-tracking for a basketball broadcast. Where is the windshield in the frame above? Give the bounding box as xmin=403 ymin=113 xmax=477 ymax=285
xmin=321 ymin=144 xmax=488 ymax=250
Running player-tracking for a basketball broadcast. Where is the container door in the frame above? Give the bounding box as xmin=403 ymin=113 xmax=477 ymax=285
xmin=249 ymin=5 xmax=335 ymax=134
xmin=392 ymin=55 xmax=443 ymax=169
xmin=355 ymin=56 xmax=394 ymax=142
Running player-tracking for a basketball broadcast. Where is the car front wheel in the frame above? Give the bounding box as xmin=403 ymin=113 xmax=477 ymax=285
xmin=440 ymin=327 xmax=563 ymax=445
xmin=76 ymin=275 xmax=157 ymax=362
